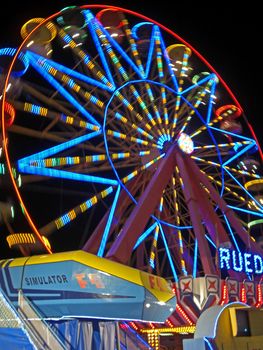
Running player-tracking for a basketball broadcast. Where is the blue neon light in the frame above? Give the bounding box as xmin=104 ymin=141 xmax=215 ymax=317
xmin=218 ymin=247 xmax=263 ymax=275
xmin=84 ymin=10 xmax=116 ymax=88
xmin=209 ymin=126 xmax=256 ymax=144
xmin=223 ymin=143 xmax=256 ymax=167
xmin=158 ymin=222 xmax=178 ymax=282
xmin=204 ymin=337 xmax=214 ymax=350
xmin=18 ymin=131 xmax=101 ymax=164
xmin=224 ymin=168 xmax=263 ymax=212
xmin=206 ymin=80 xmax=217 ymax=124
xmin=134 ymin=222 xmax=158 ymax=249
xmin=18 ymin=164 xmax=118 ymax=185
xmin=98 ymin=185 xmax=121 ymax=257
xmin=145 ymin=25 xmax=178 ymax=89
xmin=227 ymin=205 xmax=263 ymax=217
xmin=181 ymin=73 xmax=217 ymax=95
xmin=25 ymin=51 xmax=101 ymax=127
xmin=84 ymin=10 xmax=145 ymax=79
xmin=205 ymin=234 xmax=217 ymax=248
xmin=223 ymin=214 xmax=240 ymax=252
xmin=193 ymin=239 xmax=198 ymax=278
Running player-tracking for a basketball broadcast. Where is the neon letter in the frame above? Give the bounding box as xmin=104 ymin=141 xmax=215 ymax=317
xmin=254 ymin=255 xmax=263 ymax=274
xmin=219 ymin=248 xmax=230 ymax=270
xmin=244 ymin=253 xmax=253 ymax=273
xmin=232 ymin=250 xmax=243 ymax=272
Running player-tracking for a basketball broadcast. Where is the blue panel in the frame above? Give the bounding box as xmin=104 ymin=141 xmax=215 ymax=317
xmin=0 ymin=328 xmax=35 ymax=350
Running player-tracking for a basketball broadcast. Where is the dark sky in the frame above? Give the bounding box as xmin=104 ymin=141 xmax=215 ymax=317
xmin=0 ymin=0 xmax=261 ymax=145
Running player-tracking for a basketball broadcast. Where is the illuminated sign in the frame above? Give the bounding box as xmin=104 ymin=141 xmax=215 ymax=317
xmin=219 ymin=248 xmax=263 ymax=275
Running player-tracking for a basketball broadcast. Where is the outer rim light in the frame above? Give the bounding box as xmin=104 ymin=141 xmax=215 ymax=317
xmin=177 ymin=133 xmax=194 ymax=154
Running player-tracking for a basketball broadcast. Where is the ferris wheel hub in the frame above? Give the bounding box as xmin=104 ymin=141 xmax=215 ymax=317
xmin=177 ymin=132 xmax=194 ymax=154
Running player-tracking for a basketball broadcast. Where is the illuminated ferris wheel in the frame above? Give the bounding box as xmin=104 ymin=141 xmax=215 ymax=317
xmin=1 ymin=5 xmax=263 ymax=284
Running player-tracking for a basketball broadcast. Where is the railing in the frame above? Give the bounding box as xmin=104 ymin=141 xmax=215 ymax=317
xmin=17 ymin=289 xmax=67 ymax=350
xmin=0 ymin=288 xmax=21 ymax=329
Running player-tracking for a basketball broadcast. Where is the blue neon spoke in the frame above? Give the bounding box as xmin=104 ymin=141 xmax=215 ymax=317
xmin=223 ymin=214 xmax=240 ymax=252
xmin=206 ymin=80 xmax=217 ymax=124
xmin=133 ymin=222 xmax=158 ymax=249
xmin=98 ymin=185 xmax=121 ymax=257
xmin=209 ymin=126 xmax=256 ymax=144
xmin=180 ymin=73 xmax=217 ymax=95
xmin=84 ymin=10 xmax=144 ymax=79
xmin=205 ymin=234 xmax=217 ymax=248
xmin=227 ymin=206 xmax=263 ymax=217
xmin=158 ymin=222 xmax=178 ymax=282
xmin=25 ymin=51 xmax=114 ymax=92
xmin=84 ymin=10 xmax=116 ymax=88
xmin=224 ymin=168 xmax=263 ymax=211
xmin=18 ymin=164 xmax=118 ymax=185
xmin=222 ymin=143 xmax=256 ymax=167
xmin=145 ymin=25 xmax=178 ymax=89
xmin=159 ymin=220 xmax=193 ymax=230
xmin=17 ymin=130 xmax=101 ymax=164
xmin=26 ymin=52 xmax=101 ymax=127
xmin=192 ymin=239 xmax=198 ymax=278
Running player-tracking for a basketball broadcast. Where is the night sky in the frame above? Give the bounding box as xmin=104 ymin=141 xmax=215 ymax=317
xmin=0 ymin=1 xmax=262 ymax=258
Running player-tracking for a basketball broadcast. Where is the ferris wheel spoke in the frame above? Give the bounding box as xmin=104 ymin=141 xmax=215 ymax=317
xmin=178 ymin=76 xmax=217 ymax=135
xmin=106 ymin=129 xmax=159 ymax=148
xmin=121 ymin=153 xmax=165 ymax=185
xmin=13 ymin=101 xmax=100 ymax=132
xmin=161 ymin=195 xmax=188 ymax=276
xmin=133 ymin=222 xmax=158 ymax=250
xmin=26 ymin=50 xmax=114 ymax=93
xmin=113 ymin=90 xmax=158 ymax=137
xmin=148 ymin=196 xmax=165 ymax=270
xmin=224 ymin=168 xmax=263 ymax=213
xmin=113 ymin=112 xmax=154 ymax=141
xmin=97 ymin=184 xmax=121 ymax=257
xmin=16 ymin=130 xmax=119 ymax=185
xmin=57 ymin=25 xmax=115 ymax=90
xmin=145 ymin=26 xmax=178 ymax=90
xmin=192 ymin=156 xmax=260 ymax=180
xmin=223 ymin=214 xmax=242 ymax=252
xmin=25 ymin=52 xmax=102 ymax=127
xmin=143 ymin=82 xmax=162 ymax=123
xmin=85 ymin=10 xmax=144 ymax=82
xmin=40 ymin=185 xmax=116 ymax=236
xmin=171 ymin=174 xmax=188 ymax=274
xmin=17 ymin=130 xmax=101 ymax=164
xmin=117 ymin=12 xmax=145 ymax=77
xmin=158 ymin=222 xmax=178 ymax=282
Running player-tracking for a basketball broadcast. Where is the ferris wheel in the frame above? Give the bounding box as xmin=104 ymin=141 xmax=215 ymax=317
xmin=1 ymin=5 xmax=263 ymax=283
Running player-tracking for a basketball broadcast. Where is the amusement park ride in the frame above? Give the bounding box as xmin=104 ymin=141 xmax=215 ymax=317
xmin=0 ymin=4 xmax=263 ymax=350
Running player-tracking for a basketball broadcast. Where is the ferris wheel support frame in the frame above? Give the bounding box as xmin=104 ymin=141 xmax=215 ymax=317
xmin=106 ymin=143 xmax=177 ymax=263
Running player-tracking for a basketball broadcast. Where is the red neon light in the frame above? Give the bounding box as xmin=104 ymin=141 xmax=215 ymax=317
xmin=219 ymin=281 xmax=228 ymax=305
xmin=176 ymin=304 xmax=193 ymax=325
xmin=255 ymin=282 xmax=262 ymax=308
xmin=240 ymin=284 xmax=246 ymax=303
